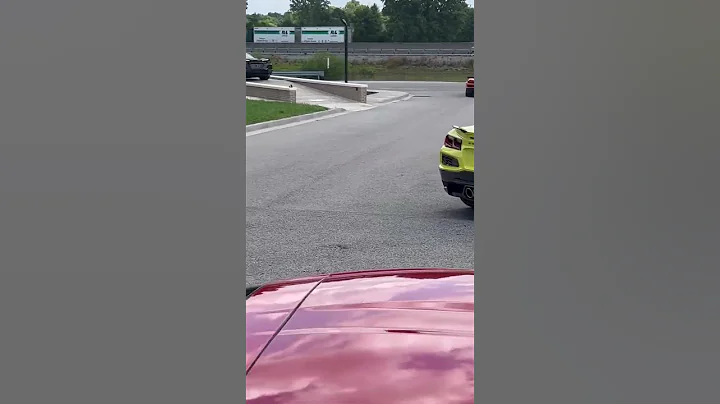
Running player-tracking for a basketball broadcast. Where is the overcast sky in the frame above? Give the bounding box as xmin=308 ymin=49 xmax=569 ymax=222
xmin=247 ymin=0 xmax=474 ymax=15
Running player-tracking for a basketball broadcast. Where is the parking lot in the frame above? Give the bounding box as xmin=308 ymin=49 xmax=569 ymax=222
xmin=245 ymin=81 xmax=474 ymax=285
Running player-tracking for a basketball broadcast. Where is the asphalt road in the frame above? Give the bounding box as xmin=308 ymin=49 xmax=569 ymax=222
xmin=246 ymin=81 xmax=474 ymax=286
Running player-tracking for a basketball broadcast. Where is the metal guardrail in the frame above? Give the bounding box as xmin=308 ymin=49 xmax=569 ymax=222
xmin=249 ymin=48 xmax=473 ymax=56
xmin=247 ymin=42 xmax=474 ymax=49
xmin=272 ymin=71 xmax=325 ymax=80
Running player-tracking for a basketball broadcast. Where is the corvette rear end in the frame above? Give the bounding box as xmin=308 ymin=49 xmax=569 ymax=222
xmin=439 ymin=125 xmax=474 ymax=208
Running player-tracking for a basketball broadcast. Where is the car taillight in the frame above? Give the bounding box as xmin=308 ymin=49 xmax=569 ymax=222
xmin=444 ymin=135 xmax=462 ymax=150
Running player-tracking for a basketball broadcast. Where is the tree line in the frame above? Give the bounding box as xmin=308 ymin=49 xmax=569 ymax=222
xmin=247 ymin=0 xmax=474 ymax=42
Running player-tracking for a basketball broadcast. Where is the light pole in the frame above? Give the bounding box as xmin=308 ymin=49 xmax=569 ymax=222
xmin=341 ymin=18 xmax=349 ymax=83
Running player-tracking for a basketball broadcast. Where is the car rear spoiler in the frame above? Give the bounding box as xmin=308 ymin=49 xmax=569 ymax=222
xmin=452 ymin=125 xmax=469 ymax=133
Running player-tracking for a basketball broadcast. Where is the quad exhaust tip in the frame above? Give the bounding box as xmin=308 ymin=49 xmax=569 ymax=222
xmin=463 ymin=186 xmax=474 ymax=200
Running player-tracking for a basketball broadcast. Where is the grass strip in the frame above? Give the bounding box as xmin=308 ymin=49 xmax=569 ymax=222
xmin=270 ymin=58 xmax=472 ymax=82
xmin=246 ymin=99 xmax=327 ymax=125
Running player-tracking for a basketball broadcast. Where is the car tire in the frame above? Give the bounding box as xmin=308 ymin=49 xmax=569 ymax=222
xmin=465 ymin=89 xmax=474 ymax=97
xmin=461 ymin=198 xmax=474 ymax=208
xmin=259 ymin=75 xmax=270 ymax=80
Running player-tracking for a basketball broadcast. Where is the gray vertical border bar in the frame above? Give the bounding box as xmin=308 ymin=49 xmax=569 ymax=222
xmin=241 ymin=4 xmax=248 ymax=402
xmin=473 ymin=5 xmax=479 ymax=404
xmin=0 ymin=0 xmax=246 ymax=403
xmin=476 ymin=0 xmax=720 ymax=403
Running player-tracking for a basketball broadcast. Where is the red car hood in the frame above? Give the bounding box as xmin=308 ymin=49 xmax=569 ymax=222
xmin=246 ymin=268 xmax=474 ymax=404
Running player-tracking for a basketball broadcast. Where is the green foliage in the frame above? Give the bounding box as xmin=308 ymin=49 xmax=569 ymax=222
xmin=246 ymin=99 xmax=327 ymax=125
xmin=347 ymin=3 xmax=385 ymax=42
xmin=327 ymin=7 xmax=348 ymax=26
xmin=290 ymin=0 xmax=332 ymax=26
xmin=279 ymin=12 xmax=296 ymax=27
xmin=343 ymin=0 xmax=363 ymax=16
xmin=248 ymin=0 xmax=473 ymax=42
xmin=296 ymin=52 xmax=378 ymax=80
xmin=381 ymin=0 xmax=470 ymax=42
xmin=300 ymin=52 xmax=345 ymax=80
xmin=270 ymin=56 xmax=471 ymax=82
xmin=455 ymin=6 xmax=474 ymax=42
xmin=350 ymin=64 xmax=377 ymax=79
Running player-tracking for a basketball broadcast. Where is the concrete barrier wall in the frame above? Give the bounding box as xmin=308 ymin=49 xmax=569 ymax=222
xmin=270 ymin=76 xmax=367 ymax=103
xmin=270 ymin=54 xmax=473 ymax=65
xmin=248 ymin=42 xmax=474 ymax=51
xmin=246 ymin=82 xmax=296 ymax=103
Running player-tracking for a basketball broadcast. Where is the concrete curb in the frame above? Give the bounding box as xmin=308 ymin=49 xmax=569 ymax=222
xmin=270 ymin=75 xmax=368 ymax=103
xmin=370 ymin=92 xmax=411 ymax=105
xmin=246 ymin=82 xmax=296 ymax=103
xmin=246 ymin=108 xmax=347 ymax=132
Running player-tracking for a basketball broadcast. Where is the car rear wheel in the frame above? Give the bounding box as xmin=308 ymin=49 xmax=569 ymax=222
xmin=259 ymin=75 xmax=270 ymax=80
xmin=461 ymin=198 xmax=474 ymax=208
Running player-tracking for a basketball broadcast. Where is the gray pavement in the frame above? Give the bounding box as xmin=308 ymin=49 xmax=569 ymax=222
xmin=246 ymin=81 xmax=473 ymax=286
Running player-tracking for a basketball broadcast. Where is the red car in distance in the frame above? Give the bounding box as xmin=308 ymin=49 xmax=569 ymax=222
xmin=465 ymin=77 xmax=474 ymax=97
xmin=246 ymin=268 xmax=475 ymax=404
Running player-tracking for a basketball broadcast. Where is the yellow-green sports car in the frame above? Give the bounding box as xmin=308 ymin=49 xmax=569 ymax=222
xmin=439 ymin=125 xmax=474 ymax=208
